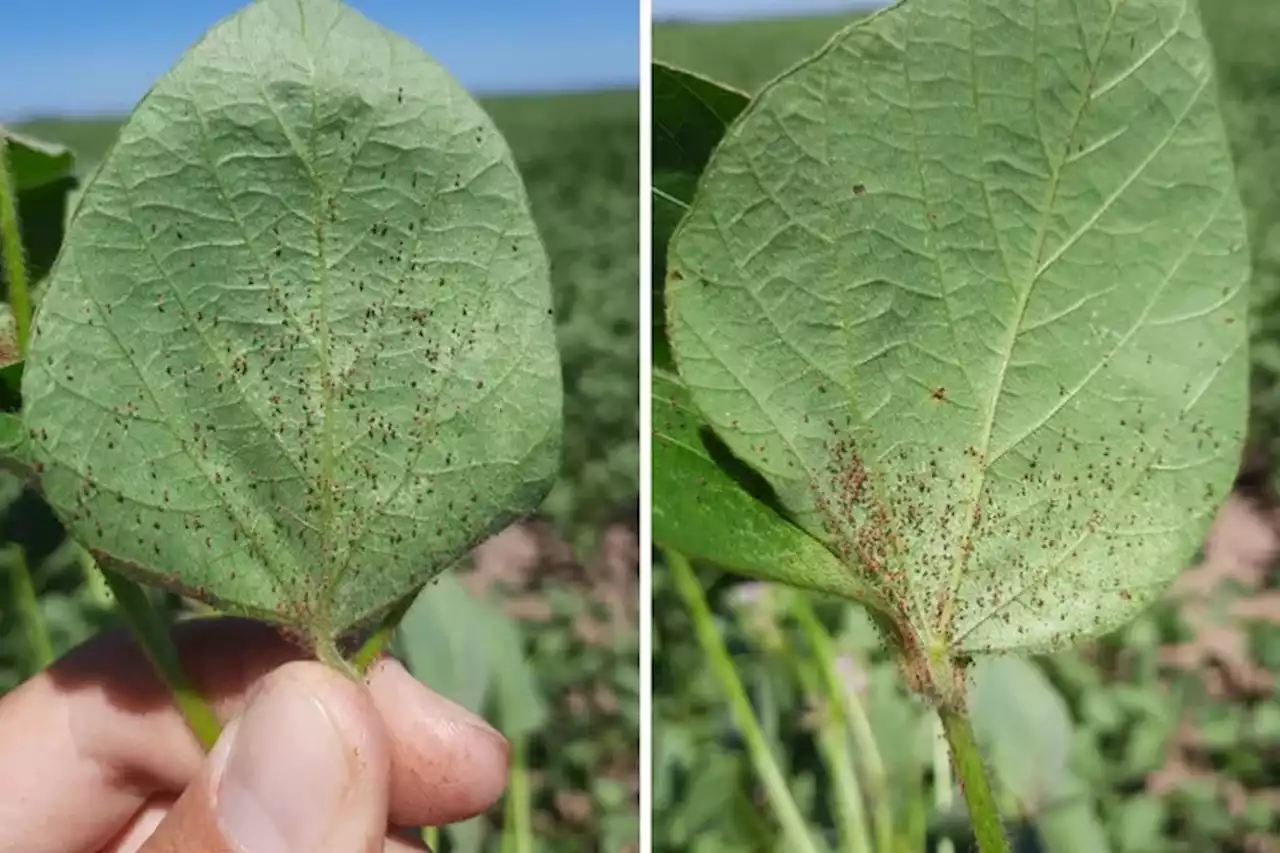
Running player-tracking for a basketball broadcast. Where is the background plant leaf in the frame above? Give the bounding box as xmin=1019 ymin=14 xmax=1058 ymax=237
xmin=651 ymin=63 xmax=746 ymax=370
xmin=969 ymin=656 xmax=1073 ymax=814
xmin=21 ymin=0 xmax=563 ymax=643
xmin=395 ymin=571 xmax=547 ymax=734
xmin=0 ymin=129 xmax=77 ymax=291
xmin=666 ymin=0 xmax=1249 ymax=658
xmin=395 ymin=573 xmax=497 ymax=713
xmin=1 ymin=131 xmax=75 ymax=194
xmin=653 ymin=367 xmax=888 ymax=609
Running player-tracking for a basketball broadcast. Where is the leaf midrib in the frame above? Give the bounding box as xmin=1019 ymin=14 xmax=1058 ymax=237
xmin=240 ymin=5 xmax=343 ymax=626
xmin=935 ymin=0 xmax=1127 ymax=638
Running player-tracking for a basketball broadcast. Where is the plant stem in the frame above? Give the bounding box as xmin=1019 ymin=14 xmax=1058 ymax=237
xmin=350 ymin=588 xmax=418 ymax=673
xmin=937 ymin=698 xmax=1010 ymax=853
xmin=315 ymin=634 xmax=359 ymax=680
xmin=796 ymin=654 xmax=872 ymax=853
xmin=74 ymin=544 xmax=113 ymax=610
xmin=0 ymin=130 xmax=32 ymax=355
xmin=792 ymin=598 xmax=894 ymax=852
xmin=665 ymin=548 xmax=820 ymax=853
xmin=101 ymin=567 xmax=223 ymax=750
xmin=4 ymin=544 xmax=53 ymax=672
xmin=504 ymin=735 xmax=533 ymax=853
xmin=932 ymin=714 xmax=955 ymax=853
xmin=420 ymin=826 xmax=438 ymax=849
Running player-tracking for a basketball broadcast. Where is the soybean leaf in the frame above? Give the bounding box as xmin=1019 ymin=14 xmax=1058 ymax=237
xmin=654 ymin=367 xmax=890 ymax=610
xmin=396 ymin=571 xmax=545 ymax=736
xmin=1 ymin=130 xmax=77 ymax=289
xmin=0 ymin=413 xmax=28 ymax=470
xmin=969 ymin=656 xmax=1072 ymax=815
xmin=443 ymin=819 xmax=485 ymax=853
xmin=22 ymin=0 xmax=562 ymax=648
xmin=652 ymin=64 xmax=747 ymax=369
xmin=2 ymin=131 xmax=74 ymax=194
xmin=652 ymin=62 xmax=747 ymax=212
xmin=667 ymin=0 xmax=1249 ymax=660
xmin=486 ymin=609 xmax=547 ymax=739
xmin=1033 ymin=773 xmax=1113 ymax=853
xmin=395 ymin=573 xmax=496 ymax=713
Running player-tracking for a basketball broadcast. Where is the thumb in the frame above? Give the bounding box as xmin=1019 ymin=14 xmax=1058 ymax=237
xmin=140 ymin=660 xmax=391 ymax=853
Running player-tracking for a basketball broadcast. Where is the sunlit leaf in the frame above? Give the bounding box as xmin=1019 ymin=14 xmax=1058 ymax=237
xmin=667 ymin=0 xmax=1248 ymax=664
xmin=22 ymin=0 xmax=563 ymax=649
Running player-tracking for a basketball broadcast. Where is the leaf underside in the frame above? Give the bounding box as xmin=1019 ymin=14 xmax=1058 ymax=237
xmin=667 ymin=0 xmax=1249 ymax=657
xmin=653 ymin=367 xmax=890 ymax=608
xmin=22 ymin=0 xmax=562 ymax=640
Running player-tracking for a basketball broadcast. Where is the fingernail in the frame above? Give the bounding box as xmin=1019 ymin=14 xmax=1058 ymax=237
xmin=217 ymin=675 xmax=353 ymax=853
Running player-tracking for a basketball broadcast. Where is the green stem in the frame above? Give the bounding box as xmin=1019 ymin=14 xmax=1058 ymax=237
xmin=665 ymin=548 xmax=819 ymax=853
xmin=4 ymin=544 xmax=52 ymax=672
xmin=315 ymin=635 xmax=359 ymax=680
xmin=420 ymin=826 xmax=438 ymax=849
xmin=792 ymin=599 xmax=894 ymax=852
xmin=0 ymin=130 xmax=32 ymax=355
xmin=795 ymin=653 xmax=872 ymax=853
xmin=101 ymin=568 xmax=223 ymax=750
xmin=73 ymin=544 xmax=113 ymax=610
xmin=933 ymin=714 xmax=956 ymax=853
xmin=902 ymin=768 xmax=929 ymax=853
xmin=504 ymin=735 xmax=533 ymax=853
xmin=350 ymin=588 xmax=417 ymax=673
xmin=938 ymin=699 xmax=1009 ymax=853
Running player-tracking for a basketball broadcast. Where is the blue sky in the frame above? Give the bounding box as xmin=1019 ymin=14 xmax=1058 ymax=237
xmin=653 ymin=0 xmax=885 ymax=20
xmin=0 ymin=0 xmax=639 ymax=119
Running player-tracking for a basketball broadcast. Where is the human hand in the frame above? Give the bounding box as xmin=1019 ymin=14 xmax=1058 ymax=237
xmin=0 ymin=618 xmax=509 ymax=852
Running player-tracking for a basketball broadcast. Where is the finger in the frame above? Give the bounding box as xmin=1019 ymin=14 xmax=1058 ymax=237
xmin=103 ymin=802 xmax=431 ymax=853
xmin=100 ymin=798 xmax=170 ymax=853
xmin=0 ymin=618 xmax=507 ymax=853
xmin=138 ymin=660 xmax=389 ymax=853
xmin=364 ymin=656 xmax=509 ymax=827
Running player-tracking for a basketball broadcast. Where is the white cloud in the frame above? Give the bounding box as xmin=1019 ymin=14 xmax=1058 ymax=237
xmin=652 ymin=0 xmax=886 ymax=20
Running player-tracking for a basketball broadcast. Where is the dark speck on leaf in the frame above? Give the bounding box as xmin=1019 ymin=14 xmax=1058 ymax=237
xmin=853 ymin=184 xmax=866 ymax=196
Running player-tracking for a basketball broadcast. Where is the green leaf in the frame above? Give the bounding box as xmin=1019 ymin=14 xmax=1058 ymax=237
xmin=666 ymin=0 xmax=1249 ymax=659
xmin=486 ymin=609 xmax=547 ymax=739
xmin=969 ymin=657 xmax=1072 ymax=814
xmin=652 ymin=63 xmax=747 ymax=370
xmin=653 ymin=62 xmax=747 ymax=200
xmin=653 ymin=368 xmax=889 ymax=610
xmin=398 ymin=571 xmax=545 ymax=737
xmin=395 ymin=573 xmax=496 ymax=713
xmin=1 ymin=131 xmax=75 ymax=194
xmin=1033 ymin=773 xmax=1113 ymax=853
xmin=21 ymin=0 xmax=562 ymax=648
xmin=0 ymin=413 xmax=27 ymax=461
xmin=1 ymin=129 xmax=77 ymax=288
